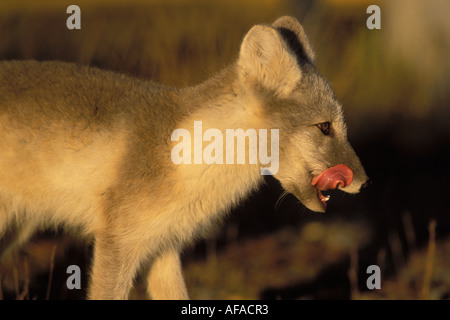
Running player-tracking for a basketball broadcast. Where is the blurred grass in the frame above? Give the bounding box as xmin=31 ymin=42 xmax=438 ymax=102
xmin=1 ymin=0 xmax=448 ymax=117
xmin=0 ymin=0 xmax=291 ymax=86
xmin=1 ymin=0 xmax=447 ymax=119
xmin=303 ymin=0 xmax=450 ymax=120
xmin=182 ymin=220 xmax=371 ymax=299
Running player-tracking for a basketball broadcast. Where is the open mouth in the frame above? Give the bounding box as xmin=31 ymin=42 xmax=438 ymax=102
xmin=311 ymin=164 xmax=354 ymax=209
xmin=316 ymin=189 xmax=331 ymax=208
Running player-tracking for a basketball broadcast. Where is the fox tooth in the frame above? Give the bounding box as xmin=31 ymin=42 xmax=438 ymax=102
xmin=325 ymin=195 xmax=330 ymax=201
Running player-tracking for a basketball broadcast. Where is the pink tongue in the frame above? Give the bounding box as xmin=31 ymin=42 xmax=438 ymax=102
xmin=311 ymin=164 xmax=354 ymax=191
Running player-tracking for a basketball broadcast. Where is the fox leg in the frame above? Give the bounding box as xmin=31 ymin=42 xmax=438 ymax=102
xmin=88 ymin=231 xmax=145 ymax=300
xmin=146 ymin=249 xmax=189 ymax=300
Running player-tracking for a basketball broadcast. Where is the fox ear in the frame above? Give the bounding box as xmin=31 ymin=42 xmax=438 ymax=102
xmin=238 ymin=24 xmax=301 ymax=97
xmin=272 ymin=16 xmax=315 ymax=63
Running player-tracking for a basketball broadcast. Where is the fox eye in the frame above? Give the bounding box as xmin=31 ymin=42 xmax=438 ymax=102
xmin=317 ymin=122 xmax=331 ymax=135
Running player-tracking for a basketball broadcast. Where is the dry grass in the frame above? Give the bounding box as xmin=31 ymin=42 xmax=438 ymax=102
xmin=1 ymin=0 xmax=448 ymax=117
xmin=359 ymin=220 xmax=449 ymax=300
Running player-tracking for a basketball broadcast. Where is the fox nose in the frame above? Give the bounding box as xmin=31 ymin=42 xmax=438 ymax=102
xmin=360 ymin=178 xmax=372 ymax=190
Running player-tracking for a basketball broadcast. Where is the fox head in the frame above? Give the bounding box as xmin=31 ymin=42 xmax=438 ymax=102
xmin=237 ymin=16 xmax=369 ymax=212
